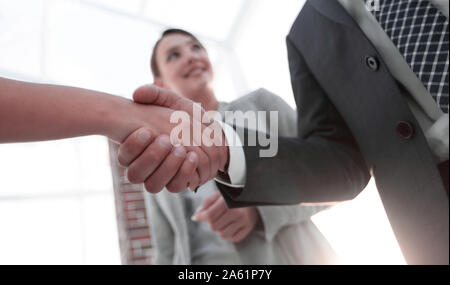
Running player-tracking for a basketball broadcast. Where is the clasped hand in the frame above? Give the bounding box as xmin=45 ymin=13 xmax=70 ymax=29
xmin=117 ymin=84 xmax=229 ymax=194
xmin=192 ymin=191 xmax=259 ymax=243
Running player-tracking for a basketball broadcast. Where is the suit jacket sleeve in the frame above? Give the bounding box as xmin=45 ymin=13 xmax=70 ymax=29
xmin=218 ymin=36 xmax=370 ymax=208
xmin=242 ymin=91 xmax=330 ymax=242
xmin=255 ymin=204 xmax=328 ymax=242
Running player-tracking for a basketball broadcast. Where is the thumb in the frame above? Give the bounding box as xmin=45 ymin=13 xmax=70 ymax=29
xmin=133 ymin=84 xmax=176 ymax=106
xmin=133 ymin=84 xmax=204 ymax=117
xmin=192 ymin=191 xmax=221 ymax=221
xmin=201 ymin=191 xmax=221 ymax=211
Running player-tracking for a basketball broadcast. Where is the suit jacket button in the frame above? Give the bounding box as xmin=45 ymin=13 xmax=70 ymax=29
xmin=365 ymin=55 xmax=379 ymax=71
xmin=396 ymin=121 xmax=414 ymax=139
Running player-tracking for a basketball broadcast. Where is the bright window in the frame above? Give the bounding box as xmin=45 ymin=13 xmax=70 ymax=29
xmin=0 ymin=0 xmax=404 ymax=264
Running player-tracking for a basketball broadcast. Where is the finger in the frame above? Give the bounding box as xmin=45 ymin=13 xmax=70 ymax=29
xmin=204 ymin=146 xmax=221 ymax=181
xmin=132 ymin=86 xmax=213 ymax=184
xmin=201 ymin=191 xmax=222 ymax=211
xmin=199 ymin=136 xmax=220 ymax=182
xmin=187 ymin=169 xmax=201 ymax=193
xmin=187 ymin=121 xmax=212 ymax=185
xmin=209 ymin=121 xmax=229 ymax=172
xmin=210 ymin=211 xmax=237 ymax=232
xmin=133 ymin=84 xmax=177 ymax=106
xmin=166 ymin=151 xmax=199 ymax=193
xmin=230 ymin=227 xmax=249 ymax=243
xmin=118 ymin=127 xmax=153 ymax=167
xmin=133 ymin=86 xmax=216 ymax=184
xmin=126 ymin=135 xmax=173 ymax=184
xmin=188 ymin=146 xmax=211 ymax=186
xmin=219 ymin=223 xmax=243 ymax=240
xmin=143 ymin=144 xmax=187 ymax=194
xmin=198 ymin=123 xmax=228 ymax=181
xmin=133 ymin=84 xmax=204 ymax=117
xmin=197 ymin=193 xmax=228 ymax=222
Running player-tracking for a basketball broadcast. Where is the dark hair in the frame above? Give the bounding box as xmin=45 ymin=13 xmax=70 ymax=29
xmin=150 ymin=28 xmax=202 ymax=78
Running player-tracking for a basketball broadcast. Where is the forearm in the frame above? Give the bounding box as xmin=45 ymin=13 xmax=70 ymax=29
xmin=218 ymin=133 xmax=370 ymax=208
xmin=244 ymin=136 xmax=370 ymax=203
xmin=0 ymin=77 xmax=139 ymax=143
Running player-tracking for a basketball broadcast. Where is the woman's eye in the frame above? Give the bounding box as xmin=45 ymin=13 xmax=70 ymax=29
xmin=167 ymin=52 xmax=179 ymax=61
xmin=192 ymin=44 xmax=201 ymax=51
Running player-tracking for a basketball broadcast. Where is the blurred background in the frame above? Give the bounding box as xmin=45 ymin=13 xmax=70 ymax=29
xmin=0 ymin=0 xmax=405 ymax=264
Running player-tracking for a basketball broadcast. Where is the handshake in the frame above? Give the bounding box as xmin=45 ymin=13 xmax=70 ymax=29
xmin=114 ymin=84 xmax=230 ymax=194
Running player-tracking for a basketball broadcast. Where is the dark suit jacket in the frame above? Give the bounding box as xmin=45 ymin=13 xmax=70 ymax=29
xmin=218 ymin=0 xmax=449 ymax=265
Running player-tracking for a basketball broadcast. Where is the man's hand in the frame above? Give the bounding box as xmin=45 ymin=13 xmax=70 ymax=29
xmin=118 ymin=128 xmax=201 ymax=193
xmin=117 ymin=85 xmax=229 ymax=194
xmin=192 ymin=191 xmax=259 ymax=243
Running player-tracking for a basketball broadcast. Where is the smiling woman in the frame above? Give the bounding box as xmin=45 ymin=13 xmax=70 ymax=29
xmin=150 ymin=29 xmax=217 ymax=111
xmin=116 ymin=28 xmax=339 ymax=265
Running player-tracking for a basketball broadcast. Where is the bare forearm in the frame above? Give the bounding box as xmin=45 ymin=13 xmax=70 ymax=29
xmin=0 ymin=77 xmax=138 ymax=143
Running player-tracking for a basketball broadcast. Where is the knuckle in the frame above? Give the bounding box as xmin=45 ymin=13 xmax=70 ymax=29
xmin=166 ymin=183 xmax=183 ymax=193
xmin=117 ymin=156 xmax=127 ymax=167
xmin=165 ymin=181 xmax=176 ymax=192
xmin=127 ymin=169 xmax=142 ymax=184
xmin=126 ymin=138 xmax=139 ymax=150
xmin=144 ymin=180 xmax=160 ymax=194
xmin=166 ymin=187 xmax=177 ymax=193
xmin=117 ymin=149 xmax=130 ymax=167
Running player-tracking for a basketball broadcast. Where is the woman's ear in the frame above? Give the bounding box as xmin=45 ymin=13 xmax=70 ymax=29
xmin=154 ymin=78 xmax=165 ymax=88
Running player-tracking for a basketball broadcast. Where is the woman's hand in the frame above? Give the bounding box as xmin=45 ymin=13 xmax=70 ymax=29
xmin=192 ymin=191 xmax=260 ymax=243
xmin=115 ymin=85 xmax=229 ymax=194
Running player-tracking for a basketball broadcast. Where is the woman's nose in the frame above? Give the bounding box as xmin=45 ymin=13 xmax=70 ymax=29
xmin=186 ymin=51 xmax=200 ymax=63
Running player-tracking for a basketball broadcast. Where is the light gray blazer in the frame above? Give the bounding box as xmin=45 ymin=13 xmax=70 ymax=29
xmin=144 ymin=89 xmax=337 ymax=265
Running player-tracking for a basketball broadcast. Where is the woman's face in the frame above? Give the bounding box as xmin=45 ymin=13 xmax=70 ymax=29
xmin=154 ymin=33 xmax=214 ymax=100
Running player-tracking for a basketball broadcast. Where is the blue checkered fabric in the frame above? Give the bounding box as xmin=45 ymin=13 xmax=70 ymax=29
xmin=371 ymin=0 xmax=449 ymax=113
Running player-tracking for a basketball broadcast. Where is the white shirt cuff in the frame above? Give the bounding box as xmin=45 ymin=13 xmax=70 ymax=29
xmin=425 ymin=114 xmax=449 ymax=163
xmin=214 ymin=120 xmax=246 ymax=188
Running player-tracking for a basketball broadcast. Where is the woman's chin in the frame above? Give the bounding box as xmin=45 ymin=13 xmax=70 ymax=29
xmin=190 ymin=78 xmax=212 ymax=91
xmin=183 ymin=85 xmax=211 ymax=100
